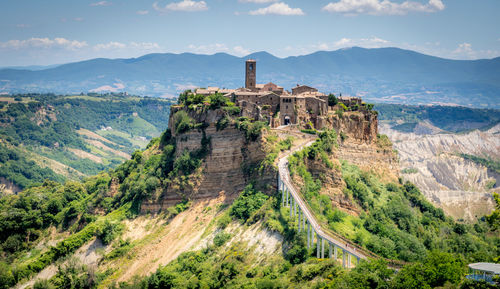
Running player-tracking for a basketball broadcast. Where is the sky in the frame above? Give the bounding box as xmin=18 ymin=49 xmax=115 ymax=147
xmin=0 ymin=0 xmax=499 ymax=66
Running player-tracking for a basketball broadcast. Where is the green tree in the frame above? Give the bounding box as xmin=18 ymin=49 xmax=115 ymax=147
xmin=328 ymin=94 xmax=338 ymax=106
xmin=486 ymin=192 xmax=500 ymax=230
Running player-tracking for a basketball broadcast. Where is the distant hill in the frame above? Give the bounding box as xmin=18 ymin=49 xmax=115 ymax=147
xmin=0 ymin=94 xmax=173 ymax=193
xmin=1 ymin=47 xmax=499 ymax=108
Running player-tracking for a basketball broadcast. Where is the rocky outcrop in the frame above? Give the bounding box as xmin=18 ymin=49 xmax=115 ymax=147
xmin=141 ymin=107 xmax=276 ymax=213
xmin=326 ymin=111 xmax=378 ymax=143
xmin=380 ymin=123 xmax=499 ymax=221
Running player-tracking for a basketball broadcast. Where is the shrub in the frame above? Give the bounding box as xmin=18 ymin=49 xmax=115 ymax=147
xmin=217 ymin=214 xmax=232 ymax=229
xmin=209 ymin=93 xmax=230 ymax=109
xmin=230 ymin=185 xmax=268 ymax=222
xmin=300 ymin=129 xmax=316 ymax=135
xmin=213 ymin=232 xmax=231 ymax=247
xmin=96 ymin=220 xmax=123 ymax=245
xmin=222 ymin=106 xmax=241 ymax=116
xmin=172 ymin=110 xmax=194 ymax=135
xmin=216 ymin=116 xmax=230 ymax=131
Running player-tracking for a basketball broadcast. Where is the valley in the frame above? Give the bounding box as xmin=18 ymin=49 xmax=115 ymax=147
xmin=0 ymin=94 xmax=173 ymax=193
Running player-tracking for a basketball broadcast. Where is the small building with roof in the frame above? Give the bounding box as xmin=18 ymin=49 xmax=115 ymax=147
xmin=467 ymin=263 xmax=500 ymax=284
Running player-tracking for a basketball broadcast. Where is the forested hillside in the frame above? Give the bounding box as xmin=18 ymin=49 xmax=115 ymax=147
xmin=0 ymin=93 xmax=498 ymax=288
xmin=376 ymin=104 xmax=500 ymax=133
xmin=0 ymin=94 xmax=173 ymax=193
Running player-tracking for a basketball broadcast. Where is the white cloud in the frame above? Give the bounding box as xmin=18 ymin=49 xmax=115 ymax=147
xmin=249 ymin=2 xmax=304 ymax=15
xmin=93 ymin=42 xmax=127 ymax=50
xmin=187 ymin=43 xmax=251 ymax=56
xmin=451 ymin=42 xmax=475 ymax=59
xmin=322 ymin=0 xmax=445 ymax=15
xmin=239 ymin=0 xmax=278 ymax=3
xmin=136 ymin=10 xmax=149 ymax=15
xmin=233 ymin=46 xmax=251 ymax=56
xmin=187 ymin=43 xmax=229 ymax=54
xmin=153 ymin=0 xmax=208 ymax=12
xmin=0 ymin=37 xmax=88 ymax=50
xmin=90 ymin=1 xmax=111 ymax=6
xmin=93 ymin=41 xmax=161 ymax=51
xmin=131 ymin=42 xmax=161 ymax=50
xmin=277 ymin=37 xmax=391 ymax=56
xmin=0 ymin=38 xmax=163 ymax=66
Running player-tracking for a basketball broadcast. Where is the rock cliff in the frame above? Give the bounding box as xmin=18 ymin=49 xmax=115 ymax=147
xmin=141 ymin=107 xmax=275 ymax=213
xmin=380 ymin=123 xmax=499 ymax=221
xmin=326 ymin=111 xmax=378 ymax=143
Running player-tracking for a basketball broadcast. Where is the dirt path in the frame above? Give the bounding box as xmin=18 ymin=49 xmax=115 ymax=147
xmin=77 ymin=129 xmax=120 ymax=147
xmin=68 ymin=148 xmax=103 ymax=163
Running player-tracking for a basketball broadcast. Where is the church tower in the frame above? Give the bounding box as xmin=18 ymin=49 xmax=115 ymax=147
xmin=245 ymin=59 xmax=256 ymax=90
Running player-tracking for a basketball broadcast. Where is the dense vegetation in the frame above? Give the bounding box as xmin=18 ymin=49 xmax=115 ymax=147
xmin=0 ymin=93 xmax=173 ymax=190
xmin=107 ymin=182 xmax=496 ymax=289
xmin=288 ymin=129 xmax=499 ymax=264
xmin=0 ymin=143 xmax=64 ymax=190
xmin=376 ymin=104 xmax=500 ymax=132
xmin=1 ymin=94 xmax=499 ymax=288
xmin=460 ymin=153 xmax=500 ymax=175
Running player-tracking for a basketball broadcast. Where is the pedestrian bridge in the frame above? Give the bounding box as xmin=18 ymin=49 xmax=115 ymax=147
xmin=277 ymin=140 xmax=387 ymax=268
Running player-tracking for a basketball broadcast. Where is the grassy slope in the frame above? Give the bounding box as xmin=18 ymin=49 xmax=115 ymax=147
xmin=0 ymin=94 xmax=173 ymax=191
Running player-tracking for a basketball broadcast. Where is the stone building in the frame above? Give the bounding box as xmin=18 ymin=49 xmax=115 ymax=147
xmin=194 ymin=59 xmax=365 ymax=129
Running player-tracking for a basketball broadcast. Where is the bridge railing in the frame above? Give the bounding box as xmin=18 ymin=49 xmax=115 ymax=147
xmin=278 ymin=141 xmax=408 ymax=269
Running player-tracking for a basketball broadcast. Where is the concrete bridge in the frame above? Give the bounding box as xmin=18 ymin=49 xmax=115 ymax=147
xmin=277 ymin=140 xmax=377 ymax=268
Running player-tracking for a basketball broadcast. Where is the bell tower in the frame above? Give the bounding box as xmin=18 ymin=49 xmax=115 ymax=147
xmin=245 ymin=59 xmax=256 ymax=90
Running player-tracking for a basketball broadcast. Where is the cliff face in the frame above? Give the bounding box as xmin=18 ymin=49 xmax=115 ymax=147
xmin=141 ymin=108 xmax=275 ymax=213
xmin=326 ymin=111 xmax=378 ymax=143
xmin=380 ymin=123 xmax=499 ymax=221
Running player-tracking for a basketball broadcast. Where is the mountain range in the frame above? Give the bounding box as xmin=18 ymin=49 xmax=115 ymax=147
xmin=1 ymin=47 xmax=499 ymax=108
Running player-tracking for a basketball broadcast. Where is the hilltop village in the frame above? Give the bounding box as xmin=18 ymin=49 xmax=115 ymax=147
xmin=194 ymin=59 xmax=374 ymax=130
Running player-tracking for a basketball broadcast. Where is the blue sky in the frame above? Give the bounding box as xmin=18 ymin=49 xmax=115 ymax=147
xmin=0 ymin=0 xmax=499 ymax=66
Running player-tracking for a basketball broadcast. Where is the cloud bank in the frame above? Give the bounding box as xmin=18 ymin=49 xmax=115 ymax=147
xmin=322 ymin=0 xmax=445 ymax=15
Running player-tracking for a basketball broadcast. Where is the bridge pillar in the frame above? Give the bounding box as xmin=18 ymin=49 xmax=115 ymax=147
xmin=342 ymin=250 xmax=346 ymax=268
xmin=294 ymin=200 xmax=297 ymax=218
xmin=281 ymin=182 xmax=285 ymax=207
xmin=348 ymin=254 xmax=351 ymax=268
xmin=298 ymin=210 xmax=301 ymax=232
xmin=329 ymin=243 xmax=332 ymax=259
xmin=356 ymin=256 xmax=360 ymax=266
xmin=307 ymin=221 xmax=310 ymax=249
xmin=334 ymin=246 xmax=337 ymax=260
xmin=321 ymin=238 xmax=325 ymax=258
xmin=316 ymin=234 xmax=320 ymax=258
xmin=285 ymin=189 xmax=289 ymax=207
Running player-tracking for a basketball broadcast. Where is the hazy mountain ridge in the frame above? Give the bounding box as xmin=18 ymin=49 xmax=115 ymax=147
xmin=1 ymin=47 xmax=500 ymax=108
